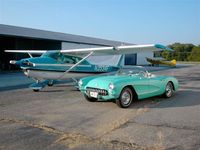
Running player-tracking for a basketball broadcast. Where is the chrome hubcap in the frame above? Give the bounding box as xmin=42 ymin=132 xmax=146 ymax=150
xmin=166 ymin=83 xmax=172 ymax=97
xmin=121 ymin=91 xmax=131 ymax=105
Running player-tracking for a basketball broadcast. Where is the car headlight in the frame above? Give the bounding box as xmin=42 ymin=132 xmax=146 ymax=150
xmin=78 ymin=80 xmax=83 ymax=86
xmin=109 ymin=83 xmax=115 ymax=90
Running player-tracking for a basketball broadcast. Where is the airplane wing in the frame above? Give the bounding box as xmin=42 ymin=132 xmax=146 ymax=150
xmin=4 ymin=50 xmax=47 ymax=54
xmin=60 ymin=44 xmax=173 ymax=56
xmin=5 ymin=44 xmax=172 ymax=56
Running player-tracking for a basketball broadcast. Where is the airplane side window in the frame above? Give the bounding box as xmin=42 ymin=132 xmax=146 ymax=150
xmin=75 ymin=58 xmax=79 ymax=63
xmin=63 ymin=56 xmax=74 ymax=64
xmin=55 ymin=53 xmax=64 ymax=62
xmin=71 ymin=57 xmax=80 ymax=64
xmin=57 ymin=56 xmax=63 ymax=62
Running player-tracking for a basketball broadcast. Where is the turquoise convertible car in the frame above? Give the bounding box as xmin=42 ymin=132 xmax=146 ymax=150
xmin=78 ymin=66 xmax=179 ymax=108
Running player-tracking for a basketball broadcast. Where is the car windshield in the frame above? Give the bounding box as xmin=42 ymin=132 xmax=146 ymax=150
xmin=116 ymin=66 xmax=149 ymax=77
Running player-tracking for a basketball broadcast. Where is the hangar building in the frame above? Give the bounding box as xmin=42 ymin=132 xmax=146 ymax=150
xmin=0 ymin=24 xmax=154 ymax=70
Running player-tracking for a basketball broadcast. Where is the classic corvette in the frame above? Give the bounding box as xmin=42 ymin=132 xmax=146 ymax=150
xmin=78 ymin=66 xmax=179 ymax=108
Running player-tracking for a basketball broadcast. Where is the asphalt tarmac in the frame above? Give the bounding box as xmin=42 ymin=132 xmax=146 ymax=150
xmin=0 ymin=64 xmax=200 ymax=150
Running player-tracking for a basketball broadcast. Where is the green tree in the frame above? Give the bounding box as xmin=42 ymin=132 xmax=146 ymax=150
xmin=188 ymin=46 xmax=200 ymax=61
xmin=159 ymin=43 xmax=200 ymax=61
xmin=169 ymin=43 xmax=194 ymax=61
xmin=161 ymin=43 xmax=195 ymax=61
xmin=161 ymin=51 xmax=172 ymax=60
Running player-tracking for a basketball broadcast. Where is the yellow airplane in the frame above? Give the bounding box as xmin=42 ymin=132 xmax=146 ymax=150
xmin=146 ymin=57 xmax=176 ymax=67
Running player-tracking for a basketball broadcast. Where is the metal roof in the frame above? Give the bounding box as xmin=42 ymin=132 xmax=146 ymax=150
xmin=0 ymin=24 xmax=131 ymax=46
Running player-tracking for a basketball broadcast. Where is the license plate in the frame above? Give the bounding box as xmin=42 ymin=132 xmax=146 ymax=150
xmin=90 ymin=91 xmax=98 ymax=98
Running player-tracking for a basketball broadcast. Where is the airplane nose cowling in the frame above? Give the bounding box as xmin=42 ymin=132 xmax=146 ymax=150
xmin=10 ymin=60 xmax=34 ymax=67
xmin=21 ymin=60 xmax=34 ymax=67
xmin=10 ymin=60 xmax=21 ymax=66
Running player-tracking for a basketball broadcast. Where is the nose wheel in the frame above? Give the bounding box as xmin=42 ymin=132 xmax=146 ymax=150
xmin=33 ymin=89 xmax=40 ymax=92
xmin=30 ymin=80 xmax=46 ymax=92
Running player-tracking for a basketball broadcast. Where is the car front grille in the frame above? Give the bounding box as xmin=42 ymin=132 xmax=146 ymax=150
xmin=86 ymin=87 xmax=108 ymax=96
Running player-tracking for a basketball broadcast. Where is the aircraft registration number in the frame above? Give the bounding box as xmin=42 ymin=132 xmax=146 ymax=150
xmin=95 ymin=65 xmax=108 ymax=72
xmin=90 ymin=91 xmax=98 ymax=98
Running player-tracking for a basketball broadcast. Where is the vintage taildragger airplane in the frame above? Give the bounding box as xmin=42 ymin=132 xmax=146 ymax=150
xmin=5 ymin=44 xmax=172 ymax=91
xmin=146 ymin=57 xmax=176 ymax=67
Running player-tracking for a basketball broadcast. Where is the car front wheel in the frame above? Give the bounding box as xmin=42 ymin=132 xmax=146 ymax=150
xmin=164 ymin=82 xmax=174 ymax=98
xmin=84 ymin=93 xmax=98 ymax=102
xmin=116 ymin=87 xmax=133 ymax=108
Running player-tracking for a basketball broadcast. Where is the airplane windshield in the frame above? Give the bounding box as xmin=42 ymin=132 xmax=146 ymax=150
xmin=42 ymin=52 xmax=61 ymax=60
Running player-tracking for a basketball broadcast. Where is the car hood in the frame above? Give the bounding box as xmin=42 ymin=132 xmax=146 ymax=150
xmin=86 ymin=75 xmax=137 ymax=88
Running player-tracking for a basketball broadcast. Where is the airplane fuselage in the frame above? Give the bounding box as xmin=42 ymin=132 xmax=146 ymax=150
xmin=17 ymin=51 xmax=119 ymax=80
xmin=23 ymin=65 xmax=119 ymax=80
xmin=24 ymin=69 xmax=103 ymax=80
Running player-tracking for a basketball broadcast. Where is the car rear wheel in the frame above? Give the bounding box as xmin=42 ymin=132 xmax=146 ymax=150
xmin=116 ymin=87 xmax=133 ymax=108
xmin=164 ymin=82 xmax=174 ymax=98
xmin=84 ymin=93 xmax=98 ymax=102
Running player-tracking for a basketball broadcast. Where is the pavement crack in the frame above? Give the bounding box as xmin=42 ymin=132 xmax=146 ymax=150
xmin=0 ymin=101 xmax=162 ymax=149
xmin=55 ymin=133 xmax=92 ymax=148
xmin=96 ymin=102 xmax=160 ymax=139
xmin=0 ymin=118 xmax=63 ymax=134
xmin=0 ymin=118 xmax=143 ymax=149
xmin=128 ymin=120 xmax=200 ymax=131
xmin=0 ymin=118 xmax=91 ymax=148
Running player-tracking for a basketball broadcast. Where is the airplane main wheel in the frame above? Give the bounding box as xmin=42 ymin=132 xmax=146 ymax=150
xmin=48 ymin=80 xmax=54 ymax=86
xmin=33 ymin=89 xmax=39 ymax=92
xmin=164 ymin=82 xmax=174 ymax=98
xmin=84 ymin=94 xmax=97 ymax=102
xmin=116 ymin=87 xmax=133 ymax=108
xmin=48 ymin=83 xmax=54 ymax=86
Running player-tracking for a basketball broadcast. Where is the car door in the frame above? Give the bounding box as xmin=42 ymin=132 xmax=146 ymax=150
xmin=133 ymin=74 xmax=150 ymax=99
xmin=148 ymin=75 xmax=163 ymax=96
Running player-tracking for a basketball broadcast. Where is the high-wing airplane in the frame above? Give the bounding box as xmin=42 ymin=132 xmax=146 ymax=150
xmin=5 ymin=44 xmax=172 ymax=91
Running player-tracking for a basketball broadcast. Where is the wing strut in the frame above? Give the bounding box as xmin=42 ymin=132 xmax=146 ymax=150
xmin=58 ymin=51 xmax=94 ymax=79
xmin=28 ymin=53 xmax=33 ymax=58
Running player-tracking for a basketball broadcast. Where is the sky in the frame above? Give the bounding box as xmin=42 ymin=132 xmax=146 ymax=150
xmin=0 ymin=0 xmax=199 ymax=45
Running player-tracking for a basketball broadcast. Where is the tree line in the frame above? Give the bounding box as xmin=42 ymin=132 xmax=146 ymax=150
xmin=160 ymin=43 xmax=200 ymax=61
